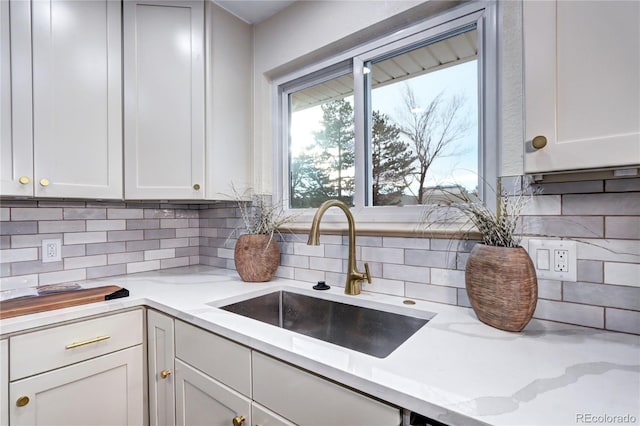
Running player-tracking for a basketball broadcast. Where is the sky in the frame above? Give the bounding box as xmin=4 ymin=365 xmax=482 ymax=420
xmin=289 ymin=58 xmax=479 ymax=201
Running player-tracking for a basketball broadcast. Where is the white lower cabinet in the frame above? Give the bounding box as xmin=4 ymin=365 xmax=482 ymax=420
xmin=148 ymin=310 xmax=176 ymax=426
xmin=175 ymin=359 xmax=251 ymax=426
xmin=149 ymin=312 xmax=401 ymax=426
xmin=253 ymin=352 xmax=401 ymax=426
xmin=252 ymin=402 xmax=296 ymax=426
xmin=9 ymin=346 xmax=143 ymax=426
xmin=1 ymin=339 xmax=8 ymax=426
xmin=7 ymin=309 xmax=144 ymax=426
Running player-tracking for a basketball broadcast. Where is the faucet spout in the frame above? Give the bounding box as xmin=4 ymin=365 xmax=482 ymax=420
xmin=307 ymin=200 xmax=371 ymax=295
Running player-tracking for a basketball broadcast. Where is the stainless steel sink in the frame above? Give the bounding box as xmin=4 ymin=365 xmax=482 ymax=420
xmin=219 ymin=290 xmax=432 ymax=358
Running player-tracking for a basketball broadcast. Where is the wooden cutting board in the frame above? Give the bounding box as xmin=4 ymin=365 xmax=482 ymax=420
xmin=0 ymin=286 xmax=128 ymax=319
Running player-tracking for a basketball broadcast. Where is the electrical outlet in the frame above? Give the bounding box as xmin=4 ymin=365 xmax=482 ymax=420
xmin=528 ymin=239 xmax=577 ymax=281
xmin=554 ymin=249 xmax=569 ymax=272
xmin=42 ymin=239 xmax=62 ymax=263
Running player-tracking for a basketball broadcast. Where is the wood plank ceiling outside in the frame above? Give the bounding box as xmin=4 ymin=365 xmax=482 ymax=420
xmin=291 ymin=29 xmax=477 ymax=112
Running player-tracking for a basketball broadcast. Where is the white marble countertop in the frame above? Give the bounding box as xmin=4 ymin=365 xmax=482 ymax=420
xmin=1 ymin=265 xmax=639 ymax=426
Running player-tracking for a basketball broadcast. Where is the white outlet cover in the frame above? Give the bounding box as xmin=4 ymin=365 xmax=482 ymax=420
xmin=42 ymin=239 xmax=62 ymax=263
xmin=528 ymin=239 xmax=577 ymax=282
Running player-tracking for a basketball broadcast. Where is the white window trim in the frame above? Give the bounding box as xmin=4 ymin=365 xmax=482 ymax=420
xmin=272 ymin=1 xmax=499 ymax=233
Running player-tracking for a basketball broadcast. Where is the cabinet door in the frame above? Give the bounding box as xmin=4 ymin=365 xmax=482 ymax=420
xmin=124 ymin=0 xmax=205 ymax=200
xmin=1 ymin=0 xmax=33 ymax=196
xmin=31 ymin=0 xmax=123 ymax=198
xmin=524 ymin=1 xmax=640 ymax=173
xmin=10 ymin=345 xmax=143 ymax=426
xmin=1 ymin=340 xmax=7 ymax=426
xmin=252 ymin=402 xmax=296 ymax=426
xmin=175 ymin=359 xmax=251 ymax=426
xmin=148 ymin=310 xmax=176 ymax=426
xmin=252 ymin=352 xmax=401 ymax=426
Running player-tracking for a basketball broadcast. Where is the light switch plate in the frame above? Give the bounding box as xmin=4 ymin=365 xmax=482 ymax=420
xmin=528 ymin=239 xmax=577 ymax=282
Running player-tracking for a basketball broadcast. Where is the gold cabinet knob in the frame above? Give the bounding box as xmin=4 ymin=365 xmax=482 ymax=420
xmin=532 ymin=135 xmax=547 ymax=150
xmin=193 ymin=183 xmax=201 ymax=190
xmin=232 ymin=415 xmax=246 ymax=426
xmin=39 ymin=178 xmax=50 ymax=187
xmin=16 ymin=396 xmax=29 ymax=407
xmin=18 ymin=176 xmax=30 ymax=185
xmin=160 ymin=369 xmax=172 ymax=379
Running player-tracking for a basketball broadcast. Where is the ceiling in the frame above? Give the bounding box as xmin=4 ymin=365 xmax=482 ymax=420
xmin=214 ymin=1 xmax=296 ymax=24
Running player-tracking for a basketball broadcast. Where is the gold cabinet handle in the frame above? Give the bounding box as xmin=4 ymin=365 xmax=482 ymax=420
xmin=16 ymin=396 xmax=29 ymax=407
xmin=65 ymin=335 xmax=110 ymax=350
xmin=232 ymin=415 xmax=246 ymax=426
xmin=18 ymin=176 xmax=30 ymax=185
xmin=532 ymin=135 xmax=547 ymax=150
xmin=160 ymin=369 xmax=172 ymax=379
xmin=39 ymin=178 xmax=50 ymax=187
xmin=193 ymin=183 xmax=201 ymax=190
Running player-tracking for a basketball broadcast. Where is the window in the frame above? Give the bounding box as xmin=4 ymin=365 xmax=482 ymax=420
xmin=276 ymin=3 xmax=498 ymax=222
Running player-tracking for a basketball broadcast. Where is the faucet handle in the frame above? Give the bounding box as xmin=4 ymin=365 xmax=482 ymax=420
xmin=363 ymin=262 xmax=372 ymax=284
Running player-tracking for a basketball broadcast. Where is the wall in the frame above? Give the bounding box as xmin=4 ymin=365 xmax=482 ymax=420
xmin=199 ymin=178 xmax=640 ymax=335
xmin=0 ymin=200 xmax=200 ymax=291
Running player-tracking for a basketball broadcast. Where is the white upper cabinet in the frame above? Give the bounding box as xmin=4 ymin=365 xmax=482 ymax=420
xmin=124 ymin=0 xmax=206 ymax=200
xmin=1 ymin=0 xmax=34 ymax=197
xmin=1 ymin=0 xmax=123 ymax=199
xmin=204 ymin=3 xmax=252 ymax=199
xmin=524 ymin=1 xmax=640 ymax=174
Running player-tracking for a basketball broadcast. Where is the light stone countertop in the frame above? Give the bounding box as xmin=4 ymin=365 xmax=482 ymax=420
xmin=1 ymin=265 xmax=638 ymax=426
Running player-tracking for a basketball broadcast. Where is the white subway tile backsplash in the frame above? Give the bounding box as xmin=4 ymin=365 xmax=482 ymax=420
xmin=64 ymin=231 xmax=107 ymax=245
xmin=309 ymin=256 xmax=343 ymax=273
xmin=127 ymin=260 xmax=160 ymax=274
xmin=534 ymin=299 xmax=604 ymax=329
xmin=64 ymin=255 xmax=107 ymax=269
xmin=430 ymin=268 xmax=465 ymax=288
xmin=383 ymin=263 xmax=429 ymax=283
xmin=144 ymin=248 xmax=175 ymax=261
xmin=64 ymin=208 xmax=106 ymax=220
xmin=0 ymin=274 xmax=39 ymax=291
xmin=86 ymin=220 xmax=126 ymax=231
xmin=39 ymin=220 xmax=85 ymax=233
xmin=606 ymin=308 xmax=640 ymax=334
xmin=39 ymin=269 xmax=86 ymax=286
xmin=0 ymin=248 xmax=38 ymax=263
xmin=405 ymin=282 xmax=457 ymax=305
xmin=361 ymin=246 xmax=404 ymax=264
xmin=12 ymin=208 xmax=62 ymax=221
xmin=1 ymin=181 xmax=638 ymax=334
xmin=604 ymin=262 xmax=640 ymax=288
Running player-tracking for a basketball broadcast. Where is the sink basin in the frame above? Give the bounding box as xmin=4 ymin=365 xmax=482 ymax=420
xmin=218 ymin=290 xmax=433 ymax=358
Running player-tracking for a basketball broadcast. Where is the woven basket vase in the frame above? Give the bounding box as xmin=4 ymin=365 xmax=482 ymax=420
xmin=465 ymin=244 xmax=538 ymax=332
xmin=234 ymin=234 xmax=280 ymax=282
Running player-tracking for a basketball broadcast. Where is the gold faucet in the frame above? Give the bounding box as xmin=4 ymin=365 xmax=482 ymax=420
xmin=307 ymin=200 xmax=371 ymax=295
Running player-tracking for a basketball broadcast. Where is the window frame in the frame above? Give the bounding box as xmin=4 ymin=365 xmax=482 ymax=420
xmin=272 ymin=1 xmax=499 ymax=231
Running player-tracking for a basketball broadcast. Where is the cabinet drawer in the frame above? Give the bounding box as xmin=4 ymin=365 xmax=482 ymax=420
xmin=10 ymin=309 xmax=143 ymax=381
xmin=175 ymin=320 xmax=251 ymax=397
xmin=253 ymin=352 xmax=401 ymax=426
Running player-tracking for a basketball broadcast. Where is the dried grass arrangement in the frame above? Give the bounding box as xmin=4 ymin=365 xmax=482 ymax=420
xmin=420 ymin=180 xmax=536 ymax=247
xmin=421 ymin=179 xmax=539 ymax=332
xmin=230 ymin=186 xmax=298 ymax=282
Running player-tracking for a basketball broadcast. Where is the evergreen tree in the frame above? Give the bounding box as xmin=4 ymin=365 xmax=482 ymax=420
xmin=313 ymin=99 xmax=355 ymax=204
xmin=371 ymin=111 xmax=415 ymax=205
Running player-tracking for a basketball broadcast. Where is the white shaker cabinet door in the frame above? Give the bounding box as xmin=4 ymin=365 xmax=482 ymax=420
xmin=9 ymin=346 xmax=144 ymax=426
xmin=524 ymin=0 xmax=640 ymax=173
xmin=31 ymin=0 xmax=123 ymax=198
xmin=1 ymin=0 xmax=33 ymax=197
xmin=175 ymin=359 xmax=251 ymax=426
xmin=1 ymin=340 xmax=7 ymax=426
xmin=148 ymin=310 xmax=176 ymax=426
xmin=124 ymin=0 xmax=205 ymax=200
